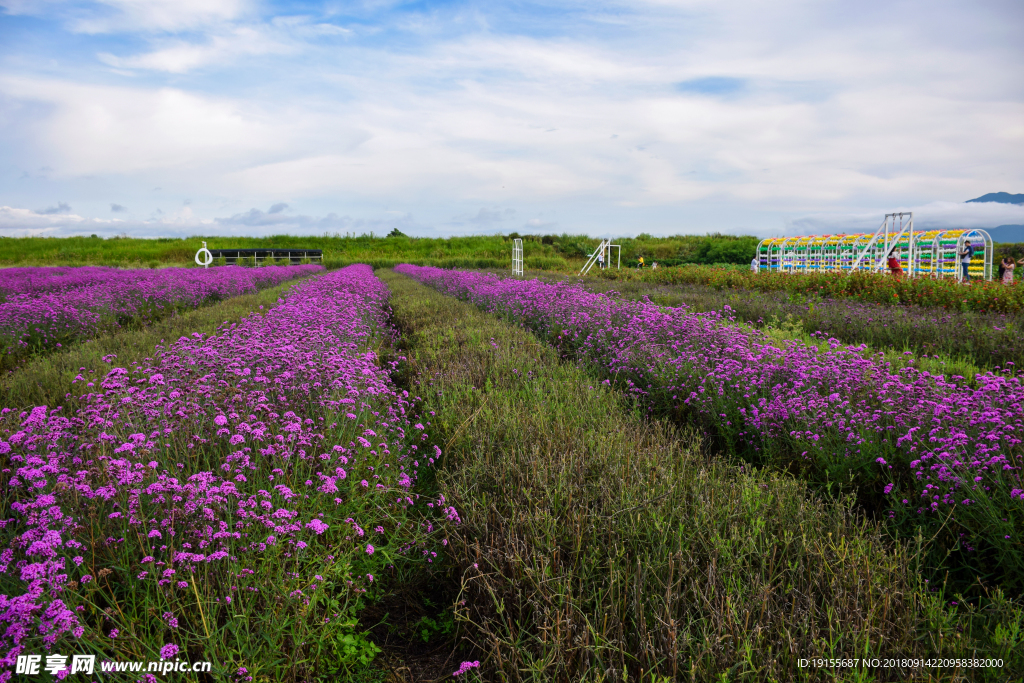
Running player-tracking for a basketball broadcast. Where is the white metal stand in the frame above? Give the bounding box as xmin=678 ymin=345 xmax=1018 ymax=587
xmin=848 ymin=212 xmax=914 ymax=273
xmin=512 ymin=238 xmax=524 ymax=277
xmin=579 ymin=239 xmax=621 ymax=276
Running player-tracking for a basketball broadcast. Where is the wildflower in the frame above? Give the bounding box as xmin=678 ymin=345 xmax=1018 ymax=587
xmin=453 ymin=661 xmax=480 ymax=677
xmin=306 ymin=519 xmax=329 ymax=535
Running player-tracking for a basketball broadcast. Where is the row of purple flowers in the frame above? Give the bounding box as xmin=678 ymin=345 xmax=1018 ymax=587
xmin=0 ymin=267 xmax=118 ymax=301
xmin=0 ymin=265 xmax=324 ymax=358
xmin=0 ymin=265 xmax=453 ymax=680
xmin=396 ymin=264 xmax=1023 ymax=591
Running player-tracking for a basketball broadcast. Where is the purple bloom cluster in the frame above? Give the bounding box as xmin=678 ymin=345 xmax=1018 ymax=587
xmin=0 ymin=265 xmax=453 ymax=675
xmin=453 ymin=660 xmax=480 ymax=677
xmin=397 ymin=265 xmax=1023 ymax=583
xmin=0 ymin=265 xmax=322 ymax=357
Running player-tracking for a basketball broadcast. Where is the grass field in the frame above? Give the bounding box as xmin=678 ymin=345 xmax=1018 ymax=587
xmin=0 ymin=233 xmax=759 ymax=269
xmin=2 ymin=261 xmax=1023 ymax=682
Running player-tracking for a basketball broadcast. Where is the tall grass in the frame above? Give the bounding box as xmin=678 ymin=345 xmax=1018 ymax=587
xmin=379 ymin=269 xmax=1024 ymax=682
xmin=595 ymin=266 xmax=1024 ymax=314
xmin=0 ymin=233 xmax=762 ymax=269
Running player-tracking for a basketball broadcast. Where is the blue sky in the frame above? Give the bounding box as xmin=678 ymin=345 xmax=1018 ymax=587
xmin=1 ymin=0 xmax=1022 ymax=238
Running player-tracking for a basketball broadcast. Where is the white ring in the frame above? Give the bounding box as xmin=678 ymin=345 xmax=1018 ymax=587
xmin=194 ymin=248 xmax=213 ymax=266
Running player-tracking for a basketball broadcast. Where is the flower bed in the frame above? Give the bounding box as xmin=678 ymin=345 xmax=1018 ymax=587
xmin=0 ymin=265 xmax=323 ymax=359
xmin=554 ymin=276 xmax=1024 ymax=372
xmin=0 ymin=265 xmax=451 ymax=680
xmin=397 ymin=264 xmax=1023 ymax=592
xmin=598 ymin=265 xmax=1024 ymax=314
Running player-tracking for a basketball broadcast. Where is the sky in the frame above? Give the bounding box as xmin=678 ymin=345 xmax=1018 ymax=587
xmin=0 ymin=0 xmax=1022 ymax=239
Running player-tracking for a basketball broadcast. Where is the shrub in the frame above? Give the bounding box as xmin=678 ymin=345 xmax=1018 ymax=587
xmin=525 ymin=256 xmax=569 ymax=271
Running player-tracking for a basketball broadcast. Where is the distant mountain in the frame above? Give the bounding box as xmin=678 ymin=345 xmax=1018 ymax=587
xmin=987 ymin=225 xmax=1024 ymax=244
xmin=966 ymin=192 xmax=1024 ymax=204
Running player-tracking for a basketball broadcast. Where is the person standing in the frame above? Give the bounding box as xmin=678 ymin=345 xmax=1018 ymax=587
xmin=959 ymin=243 xmax=974 ymax=282
xmin=637 ymin=256 xmax=645 ymax=269
xmin=887 ymin=249 xmax=904 ymax=278
xmin=597 ymin=250 xmax=605 ymax=269
xmin=751 ymin=256 xmax=759 ymax=273
xmin=1002 ymin=255 xmax=1024 ymax=284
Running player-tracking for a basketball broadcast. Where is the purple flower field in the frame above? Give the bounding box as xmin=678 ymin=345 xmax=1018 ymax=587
xmin=0 ymin=265 xmax=452 ymax=680
xmin=0 ymin=265 xmax=323 ymax=360
xmin=396 ymin=264 xmax=1024 ymax=589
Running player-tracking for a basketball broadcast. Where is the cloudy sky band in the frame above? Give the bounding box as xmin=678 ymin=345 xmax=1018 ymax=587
xmin=1 ymin=0 xmax=1021 ymax=238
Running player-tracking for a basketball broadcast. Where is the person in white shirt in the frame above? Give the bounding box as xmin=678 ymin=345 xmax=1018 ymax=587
xmin=751 ymin=256 xmax=759 ymax=273
xmin=597 ymin=250 xmax=605 ymax=269
xmin=959 ymin=244 xmax=974 ymax=282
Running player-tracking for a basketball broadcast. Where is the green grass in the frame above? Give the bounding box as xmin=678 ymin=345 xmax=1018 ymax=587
xmin=0 ymin=279 xmax=302 ymax=412
xmin=0 ymin=233 xmax=762 ymax=268
xmin=378 ymin=269 xmax=1024 ymax=682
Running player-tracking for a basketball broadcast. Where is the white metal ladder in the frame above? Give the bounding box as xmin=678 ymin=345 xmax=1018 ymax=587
xmin=850 ymin=212 xmax=914 ymax=273
xmin=579 ymin=239 xmax=612 ymax=276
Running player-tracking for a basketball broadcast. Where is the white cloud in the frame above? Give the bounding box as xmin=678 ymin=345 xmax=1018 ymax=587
xmin=0 ymin=76 xmax=295 ymax=176
xmin=4 ymin=200 xmax=1023 ymax=241
xmin=0 ymin=206 xmax=87 ymax=236
xmin=98 ymin=26 xmax=292 ymax=73
xmin=0 ymin=205 xmax=428 ymax=238
xmin=0 ymin=0 xmax=250 ymax=32
xmin=0 ymin=0 xmax=1021 ymax=236
xmin=784 ymin=201 xmax=1024 ymax=236
xmin=75 ymin=0 xmax=250 ymax=33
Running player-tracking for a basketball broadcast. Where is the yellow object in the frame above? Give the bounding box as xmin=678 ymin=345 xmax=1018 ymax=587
xmin=754 ymin=228 xmax=992 ymax=281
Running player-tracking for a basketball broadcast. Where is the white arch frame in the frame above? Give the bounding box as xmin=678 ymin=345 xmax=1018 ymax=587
xmin=753 ymin=226 xmax=992 ymax=281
